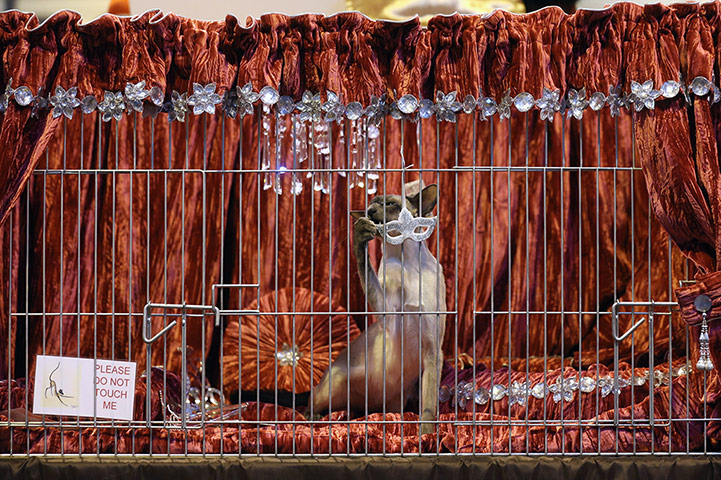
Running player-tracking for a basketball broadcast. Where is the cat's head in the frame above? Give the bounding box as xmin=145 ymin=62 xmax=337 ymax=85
xmin=350 ymin=184 xmax=438 ymax=224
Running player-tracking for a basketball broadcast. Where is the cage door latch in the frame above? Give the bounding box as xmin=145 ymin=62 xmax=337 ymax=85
xmin=142 ymin=302 xmax=220 ymax=344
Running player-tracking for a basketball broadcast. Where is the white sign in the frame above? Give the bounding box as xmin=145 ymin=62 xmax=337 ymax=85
xmin=33 ymin=355 xmax=137 ymax=421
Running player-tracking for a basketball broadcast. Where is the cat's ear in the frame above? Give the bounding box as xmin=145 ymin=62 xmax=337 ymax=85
xmin=408 ymin=184 xmax=438 ymax=217
xmin=350 ymin=210 xmax=365 ymax=220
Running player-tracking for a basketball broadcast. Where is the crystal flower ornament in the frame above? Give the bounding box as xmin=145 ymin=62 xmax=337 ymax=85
xmin=124 ymin=81 xmax=150 ymax=113
xmin=98 ymin=91 xmax=125 ymax=122
xmin=49 ymin=86 xmax=81 ymax=119
xmin=188 ymin=83 xmax=222 ymax=115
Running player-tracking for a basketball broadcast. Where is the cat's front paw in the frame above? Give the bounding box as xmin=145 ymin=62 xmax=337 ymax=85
xmin=354 ymin=216 xmax=378 ymax=245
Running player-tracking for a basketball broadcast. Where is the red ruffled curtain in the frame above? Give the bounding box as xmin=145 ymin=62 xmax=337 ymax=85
xmin=0 ymin=5 xmax=715 ymax=406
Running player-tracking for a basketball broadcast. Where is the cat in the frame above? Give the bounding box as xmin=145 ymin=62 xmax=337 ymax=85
xmin=311 ymin=183 xmax=446 ymax=436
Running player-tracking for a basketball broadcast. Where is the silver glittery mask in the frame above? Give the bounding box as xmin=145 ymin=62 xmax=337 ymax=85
xmin=380 ymin=142 xmax=437 ymax=245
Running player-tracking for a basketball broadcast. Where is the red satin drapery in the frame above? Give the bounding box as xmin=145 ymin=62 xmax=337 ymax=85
xmin=0 ymin=3 xmax=720 ymax=452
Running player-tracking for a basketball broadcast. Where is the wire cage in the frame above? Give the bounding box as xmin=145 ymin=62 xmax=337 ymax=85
xmin=0 ymin=82 xmax=713 ymax=457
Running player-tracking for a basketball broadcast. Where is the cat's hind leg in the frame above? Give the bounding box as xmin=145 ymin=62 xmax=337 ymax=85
xmin=310 ymin=362 xmax=349 ymax=419
xmin=419 ymin=320 xmax=445 ymax=436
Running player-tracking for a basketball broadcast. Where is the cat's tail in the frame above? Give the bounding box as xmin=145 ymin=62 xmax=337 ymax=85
xmin=236 ymin=389 xmax=311 ymax=408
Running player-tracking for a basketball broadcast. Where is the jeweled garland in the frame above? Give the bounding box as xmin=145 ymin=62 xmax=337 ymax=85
xmin=442 ymin=363 xmax=690 ymax=409
xmin=3 ymin=77 xmax=718 ymax=195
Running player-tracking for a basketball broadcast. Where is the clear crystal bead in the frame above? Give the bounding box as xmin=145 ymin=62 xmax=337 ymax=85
xmin=598 ymin=376 xmax=614 ymax=397
xmin=661 ymin=81 xmax=680 ymax=98
xmin=150 ymin=86 xmax=164 ymax=106
xmin=463 ymin=382 xmax=474 ymax=400
xmin=633 ymin=374 xmax=647 ymax=386
xmin=259 ymin=86 xmax=279 ymax=105
xmin=513 ymin=92 xmax=534 ymax=112
xmin=463 ymin=94 xmax=476 ymax=113
xmin=438 ymin=385 xmax=451 ymax=402
xmin=278 ymin=96 xmax=294 ymax=115
xmin=674 ymin=364 xmax=689 ymax=377
xmin=313 ymin=175 xmax=324 ymax=191
xmin=509 ymin=381 xmax=529 ymax=406
xmin=564 ymin=390 xmax=574 ymax=402
xmin=480 ymin=97 xmax=497 ymax=117
xmin=589 ymin=92 xmax=606 ymax=111
xmin=653 ymin=370 xmax=669 ymax=387
xmin=455 ymin=382 xmax=467 ymax=400
xmin=531 ymin=382 xmax=547 ymax=399
xmin=474 ymin=387 xmax=490 ymax=405
xmin=550 ymin=376 xmax=578 ymax=403
xmin=290 ymin=175 xmax=303 ymax=195
xmin=419 ymin=99 xmax=435 ymax=118
xmin=690 ymin=77 xmax=712 ymax=97
xmin=491 ymin=384 xmax=506 ymax=401
xmin=81 ymin=96 xmax=97 ymax=113
xmin=14 ymin=86 xmax=33 ymax=106
xmin=263 ymin=172 xmax=273 ymax=190
xmin=367 ymin=124 xmax=380 ymax=140
xmin=552 ymin=388 xmax=572 ymax=404
xmin=397 ymin=94 xmax=418 ymax=114
xmin=345 ymin=101 xmax=363 ymax=120
xmin=579 ymin=376 xmax=596 ymax=393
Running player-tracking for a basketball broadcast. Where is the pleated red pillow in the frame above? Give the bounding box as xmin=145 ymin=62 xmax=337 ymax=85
xmin=222 ymin=288 xmax=360 ymax=395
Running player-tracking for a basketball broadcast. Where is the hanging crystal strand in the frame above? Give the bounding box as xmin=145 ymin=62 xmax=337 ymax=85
xmin=356 ymin=119 xmax=366 ymax=180
xmin=348 ymin=118 xmax=359 ymax=189
xmin=261 ymin=103 xmax=272 ymax=169
xmin=312 ymin=121 xmax=324 ymax=191
xmin=288 ymin=113 xmax=303 ymax=195
xmin=366 ymin=177 xmax=377 ymax=195
xmin=273 ymin=171 xmax=283 ymax=195
xmin=352 ymin=118 xmax=365 ymax=189
xmin=367 ymin=123 xmax=381 ymax=177
xmin=290 ymin=171 xmax=303 ymax=195
xmin=262 ymin=171 xmax=273 ymax=190
xmin=307 ymin=120 xmax=315 ymax=180
xmin=337 ymin=119 xmax=346 ymax=178
xmin=318 ymin=122 xmax=331 ymax=195
xmin=338 ymin=120 xmax=346 ymax=147
xmin=316 ymin=121 xmax=331 ymax=194
xmin=291 ymin=113 xmax=311 ymax=191
xmin=324 ymin=129 xmax=331 ymax=194
xmin=366 ymin=121 xmax=381 ymax=194
xmin=261 ymin=103 xmax=273 ymax=190
xmin=273 ymin=108 xmax=285 ymax=195
xmin=294 ymin=115 xmax=309 ymax=165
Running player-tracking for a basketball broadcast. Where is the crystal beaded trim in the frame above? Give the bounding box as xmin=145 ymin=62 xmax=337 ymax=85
xmin=440 ymin=365 xmax=689 ymax=409
xmin=1 ymin=77 xmax=716 ymax=121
